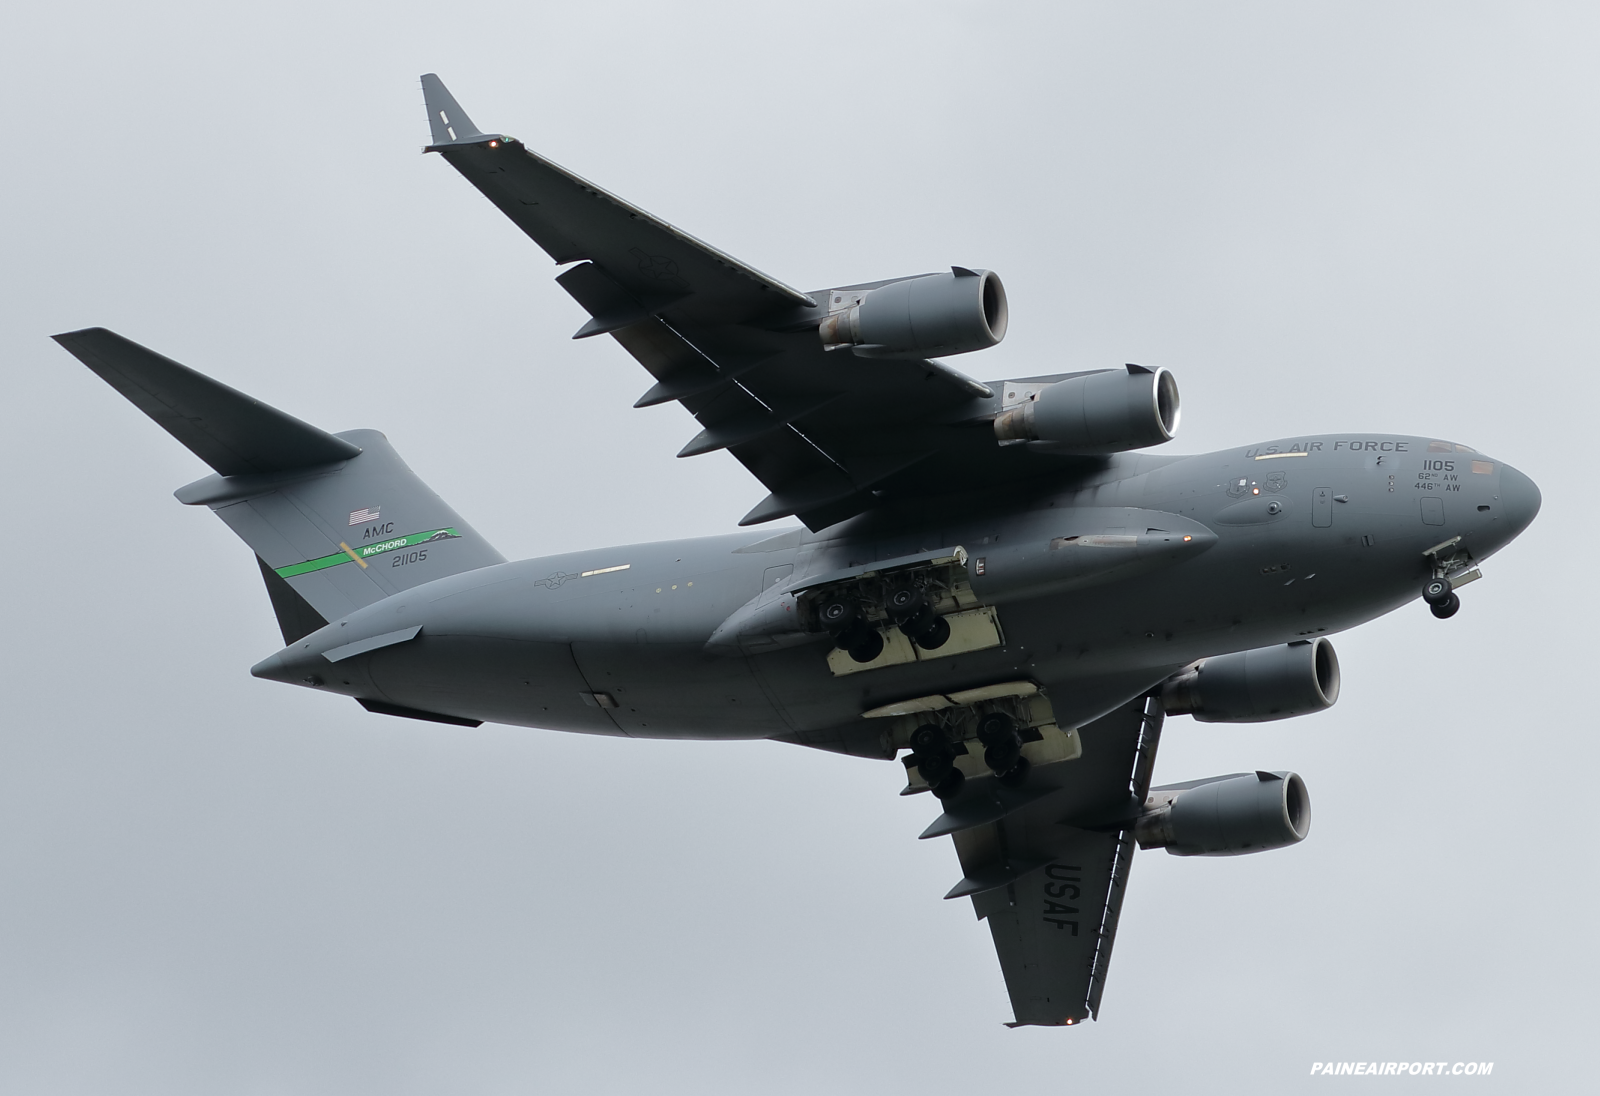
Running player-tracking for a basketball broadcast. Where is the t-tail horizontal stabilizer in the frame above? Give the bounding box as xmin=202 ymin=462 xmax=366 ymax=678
xmin=55 ymin=326 xmax=506 ymax=638
xmin=52 ymin=327 xmax=361 ymax=476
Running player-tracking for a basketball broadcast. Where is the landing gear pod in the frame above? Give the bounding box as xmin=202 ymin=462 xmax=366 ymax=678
xmin=1161 ymin=638 xmax=1340 ymax=723
xmin=993 ymin=365 xmax=1179 ymax=454
xmin=818 ymin=268 xmax=1008 ymax=358
xmin=1136 ymin=771 xmax=1311 ymax=856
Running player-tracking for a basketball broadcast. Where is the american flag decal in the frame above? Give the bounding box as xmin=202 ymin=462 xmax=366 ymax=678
xmin=348 ymin=506 xmax=380 ymax=526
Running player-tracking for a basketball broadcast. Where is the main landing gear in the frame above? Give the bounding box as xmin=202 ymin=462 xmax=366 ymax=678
xmin=910 ymin=723 xmax=965 ymax=800
xmin=887 ymin=580 xmax=951 ymax=651
xmin=818 ymin=596 xmax=884 ymax=662
xmin=976 ymin=711 xmax=1032 ymax=787
xmin=909 ymin=714 xmax=1032 ymax=800
xmin=820 ymin=580 xmax=951 ymax=664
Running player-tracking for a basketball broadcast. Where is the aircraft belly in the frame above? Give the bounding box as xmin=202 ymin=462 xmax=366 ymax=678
xmin=569 ymin=642 xmax=789 ymax=738
xmin=364 ymin=635 xmax=628 ymax=735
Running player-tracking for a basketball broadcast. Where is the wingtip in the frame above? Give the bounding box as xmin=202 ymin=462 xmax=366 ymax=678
xmin=51 ymin=327 xmax=108 ymax=344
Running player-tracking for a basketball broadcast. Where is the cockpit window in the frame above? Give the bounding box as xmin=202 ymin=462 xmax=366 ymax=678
xmin=1428 ymin=440 xmax=1453 ymax=453
xmin=1471 ymin=460 xmax=1494 ymax=475
xmin=1455 ymin=443 xmax=1476 ymax=453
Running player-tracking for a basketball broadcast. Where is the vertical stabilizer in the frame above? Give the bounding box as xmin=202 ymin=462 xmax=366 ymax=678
xmin=56 ymin=328 xmax=505 ymax=630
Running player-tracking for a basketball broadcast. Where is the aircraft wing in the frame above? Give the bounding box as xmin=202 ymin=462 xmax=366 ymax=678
xmin=931 ymin=696 xmax=1163 ymax=1025
xmin=421 ymin=75 xmax=1080 ymax=531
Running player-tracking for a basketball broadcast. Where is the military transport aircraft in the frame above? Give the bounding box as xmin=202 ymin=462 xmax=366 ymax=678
xmin=52 ymin=74 xmax=1541 ymax=1027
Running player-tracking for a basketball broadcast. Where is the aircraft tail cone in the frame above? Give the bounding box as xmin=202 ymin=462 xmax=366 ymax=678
xmin=250 ymin=650 xmax=296 ymax=684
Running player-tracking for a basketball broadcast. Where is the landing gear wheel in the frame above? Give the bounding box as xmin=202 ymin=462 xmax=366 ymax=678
xmin=977 ymin=711 xmax=1023 ymax=775
xmin=1430 ymin=592 xmax=1460 ymax=619
xmin=931 ymin=768 xmax=966 ymax=800
xmin=910 ymin=723 xmax=961 ymax=795
xmin=846 ymin=629 xmax=885 ymax=663
xmin=911 ymin=614 xmax=951 ymax=651
xmin=1422 ymin=578 xmax=1454 ymax=606
xmin=819 ymin=596 xmax=859 ymax=635
xmin=984 ymin=740 xmax=1022 ymax=773
xmin=909 ymin=723 xmax=947 ymax=755
xmin=979 ymin=739 xmax=1017 ymax=774
xmin=916 ymin=753 xmax=954 ymax=784
xmin=976 ymin=711 xmax=1018 ymax=743
xmin=997 ymin=755 xmax=1032 ymax=787
xmin=886 ymin=583 xmax=928 ymax=625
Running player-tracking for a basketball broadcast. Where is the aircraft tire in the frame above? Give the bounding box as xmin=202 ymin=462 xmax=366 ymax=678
xmin=912 ymin=614 xmax=951 ymax=650
xmin=819 ymin=596 xmax=859 ymax=635
xmin=976 ymin=711 xmax=1018 ymax=744
xmin=984 ymin=740 xmax=1022 ymax=774
xmin=847 ymin=629 xmax=885 ymax=662
xmin=998 ymin=756 xmax=1031 ymax=787
xmin=886 ymin=583 xmax=927 ymax=624
xmin=910 ymin=723 xmax=946 ymax=754
xmin=931 ymin=768 xmax=966 ymax=800
xmin=1430 ymin=592 xmax=1461 ymax=619
xmin=1422 ymin=578 xmax=1454 ymax=606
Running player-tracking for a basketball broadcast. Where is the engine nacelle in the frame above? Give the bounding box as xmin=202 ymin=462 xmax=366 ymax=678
xmin=1161 ymin=638 xmax=1340 ymax=723
xmin=817 ymin=268 xmax=1007 ymax=358
xmin=1136 ymin=771 xmax=1311 ymax=856
xmin=992 ymin=365 xmax=1180 ymax=453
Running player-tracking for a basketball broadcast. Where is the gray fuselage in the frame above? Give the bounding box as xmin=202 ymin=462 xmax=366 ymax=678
xmin=252 ymin=432 xmax=1540 ymax=757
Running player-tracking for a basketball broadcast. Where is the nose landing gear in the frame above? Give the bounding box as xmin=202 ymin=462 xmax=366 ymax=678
xmin=1421 ymin=536 xmax=1481 ymax=622
xmin=1422 ymin=578 xmax=1460 ymax=619
xmin=1427 ymin=582 xmax=1465 ymax=614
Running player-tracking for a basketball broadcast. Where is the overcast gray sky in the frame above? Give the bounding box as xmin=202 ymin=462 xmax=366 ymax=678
xmin=2 ymin=2 xmax=1595 ymax=1092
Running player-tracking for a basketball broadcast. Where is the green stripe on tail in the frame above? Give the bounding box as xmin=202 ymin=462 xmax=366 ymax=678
xmin=275 ymin=529 xmax=462 ymax=578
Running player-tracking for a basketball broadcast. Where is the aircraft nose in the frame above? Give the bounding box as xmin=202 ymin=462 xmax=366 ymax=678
xmin=1495 ymin=462 xmax=1542 ymax=539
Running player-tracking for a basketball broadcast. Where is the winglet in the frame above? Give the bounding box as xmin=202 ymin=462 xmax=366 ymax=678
xmin=421 ymin=73 xmax=484 ymax=145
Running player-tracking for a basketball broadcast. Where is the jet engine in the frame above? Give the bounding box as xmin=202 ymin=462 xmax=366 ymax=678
xmin=1160 ymin=637 xmax=1340 ymax=723
xmin=992 ymin=365 xmax=1179 ymax=453
xmin=817 ymin=268 xmax=1007 ymax=358
xmin=1136 ymin=771 xmax=1311 ymax=856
